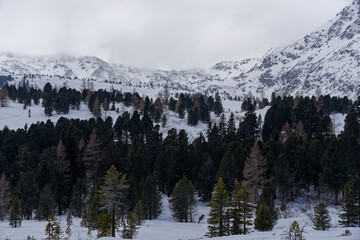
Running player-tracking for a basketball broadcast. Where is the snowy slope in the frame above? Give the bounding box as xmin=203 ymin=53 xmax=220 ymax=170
xmin=1 ymin=197 xmax=359 ymax=240
xmin=1 ymin=2 xmax=360 ymax=100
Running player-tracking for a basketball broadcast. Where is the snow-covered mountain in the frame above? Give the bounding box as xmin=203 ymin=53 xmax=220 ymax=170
xmin=1 ymin=0 xmax=360 ymax=99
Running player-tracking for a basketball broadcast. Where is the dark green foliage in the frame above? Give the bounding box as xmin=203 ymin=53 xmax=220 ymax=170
xmin=254 ymin=204 xmax=273 ymax=231
xmin=169 ymin=177 xmax=197 ymax=222
xmin=141 ymin=175 xmax=162 ymax=220
xmin=207 ymin=177 xmax=229 ymax=237
xmin=36 ymin=184 xmax=56 ymax=221
xmin=257 ymin=187 xmax=277 ymax=223
xmin=312 ymin=202 xmax=331 ymax=231
xmin=9 ymin=196 xmax=22 ymax=228
xmin=339 ymin=183 xmax=358 ymax=227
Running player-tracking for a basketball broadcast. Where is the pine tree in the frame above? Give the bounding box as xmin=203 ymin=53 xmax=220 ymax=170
xmin=99 ymin=165 xmax=128 ymax=237
xmin=257 ymin=186 xmax=277 ymax=224
xmin=169 ymin=177 xmax=197 ymax=222
xmin=207 ymin=177 xmax=229 ymax=237
xmin=45 ymin=214 xmax=62 ymax=240
xmin=9 ymin=196 xmax=22 ymax=228
xmin=312 ymin=202 xmax=331 ymax=231
xmin=141 ymin=175 xmax=162 ymax=220
xmin=36 ymin=184 xmax=56 ymax=221
xmin=339 ymin=183 xmax=357 ymax=227
xmin=135 ymin=200 xmax=145 ymax=225
xmin=214 ymin=96 xmax=223 ymax=116
xmin=243 ymin=142 xmax=266 ymax=203
xmin=70 ymin=179 xmax=86 ymax=218
xmin=122 ymin=212 xmax=139 ymax=239
xmin=254 ymin=204 xmax=273 ymax=231
xmin=0 ymin=172 xmax=11 ymax=221
xmin=230 ymin=180 xmax=254 ymax=235
xmin=85 ymin=193 xmax=103 ymax=230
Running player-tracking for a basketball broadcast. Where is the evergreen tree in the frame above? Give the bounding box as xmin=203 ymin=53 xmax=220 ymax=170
xmin=0 ymin=172 xmax=11 ymax=221
xmin=45 ymin=214 xmax=62 ymax=240
xmin=169 ymin=177 xmax=197 ymax=222
xmin=312 ymin=202 xmax=331 ymax=231
xmin=96 ymin=212 xmax=111 ymax=238
xmin=99 ymin=165 xmax=128 ymax=237
xmin=207 ymin=177 xmax=229 ymax=237
xmin=230 ymin=180 xmax=253 ymax=235
xmin=257 ymin=186 xmax=277 ymax=224
xmin=214 ymin=96 xmax=223 ymax=116
xmin=135 ymin=200 xmax=145 ymax=225
xmin=70 ymin=179 xmax=86 ymax=218
xmin=122 ymin=212 xmax=139 ymax=239
xmin=9 ymin=196 xmax=22 ymax=228
xmin=339 ymin=183 xmax=357 ymax=227
xmin=254 ymin=204 xmax=273 ymax=231
xmin=15 ymin=171 xmax=39 ymax=220
xmin=36 ymin=184 xmax=56 ymax=221
xmin=85 ymin=193 xmax=103 ymax=230
xmin=141 ymin=175 xmax=162 ymax=220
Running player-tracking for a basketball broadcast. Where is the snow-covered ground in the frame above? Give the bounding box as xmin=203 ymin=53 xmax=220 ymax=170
xmin=1 ymin=197 xmax=359 ymax=240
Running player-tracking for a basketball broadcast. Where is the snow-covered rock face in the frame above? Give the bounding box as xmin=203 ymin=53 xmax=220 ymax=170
xmin=1 ymin=1 xmax=360 ymax=99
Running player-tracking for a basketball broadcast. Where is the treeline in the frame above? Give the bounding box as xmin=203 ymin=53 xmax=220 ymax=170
xmin=0 ymin=83 xmax=359 ymax=236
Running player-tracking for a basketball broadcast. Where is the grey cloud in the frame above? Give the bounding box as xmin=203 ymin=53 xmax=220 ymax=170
xmin=0 ymin=0 xmax=352 ymax=69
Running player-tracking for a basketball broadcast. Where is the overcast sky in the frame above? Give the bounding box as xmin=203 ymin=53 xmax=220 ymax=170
xmin=0 ymin=0 xmax=352 ymax=70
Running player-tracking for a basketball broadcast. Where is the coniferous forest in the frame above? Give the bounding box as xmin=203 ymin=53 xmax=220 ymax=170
xmin=0 ymin=82 xmax=359 ymax=238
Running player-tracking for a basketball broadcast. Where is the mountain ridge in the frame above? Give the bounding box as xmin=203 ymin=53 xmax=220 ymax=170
xmin=1 ymin=0 xmax=360 ymax=99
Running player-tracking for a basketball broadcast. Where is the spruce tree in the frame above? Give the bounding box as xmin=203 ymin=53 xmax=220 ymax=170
xmin=135 ymin=200 xmax=145 ymax=225
xmin=230 ymin=180 xmax=254 ymax=235
xmin=9 ymin=196 xmax=22 ymax=228
xmin=0 ymin=172 xmax=11 ymax=221
xmin=312 ymin=202 xmax=331 ymax=231
xmin=99 ymin=165 xmax=128 ymax=237
xmin=141 ymin=175 xmax=163 ymax=220
xmin=70 ymin=179 xmax=86 ymax=218
xmin=254 ymin=204 xmax=273 ymax=231
xmin=339 ymin=183 xmax=357 ymax=227
xmin=169 ymin=177 xmax=197 ymax=222
xmin=257 ymin=186 xmax=277 ymax=224
xmin=207 ymin=177 xmax=229 ymax=237
xmin=36 ymin=184 xmax=56 ymax=221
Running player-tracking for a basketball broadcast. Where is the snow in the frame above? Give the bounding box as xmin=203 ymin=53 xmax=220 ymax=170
xmin=1 ymin=197 xmax=360 ymax=240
